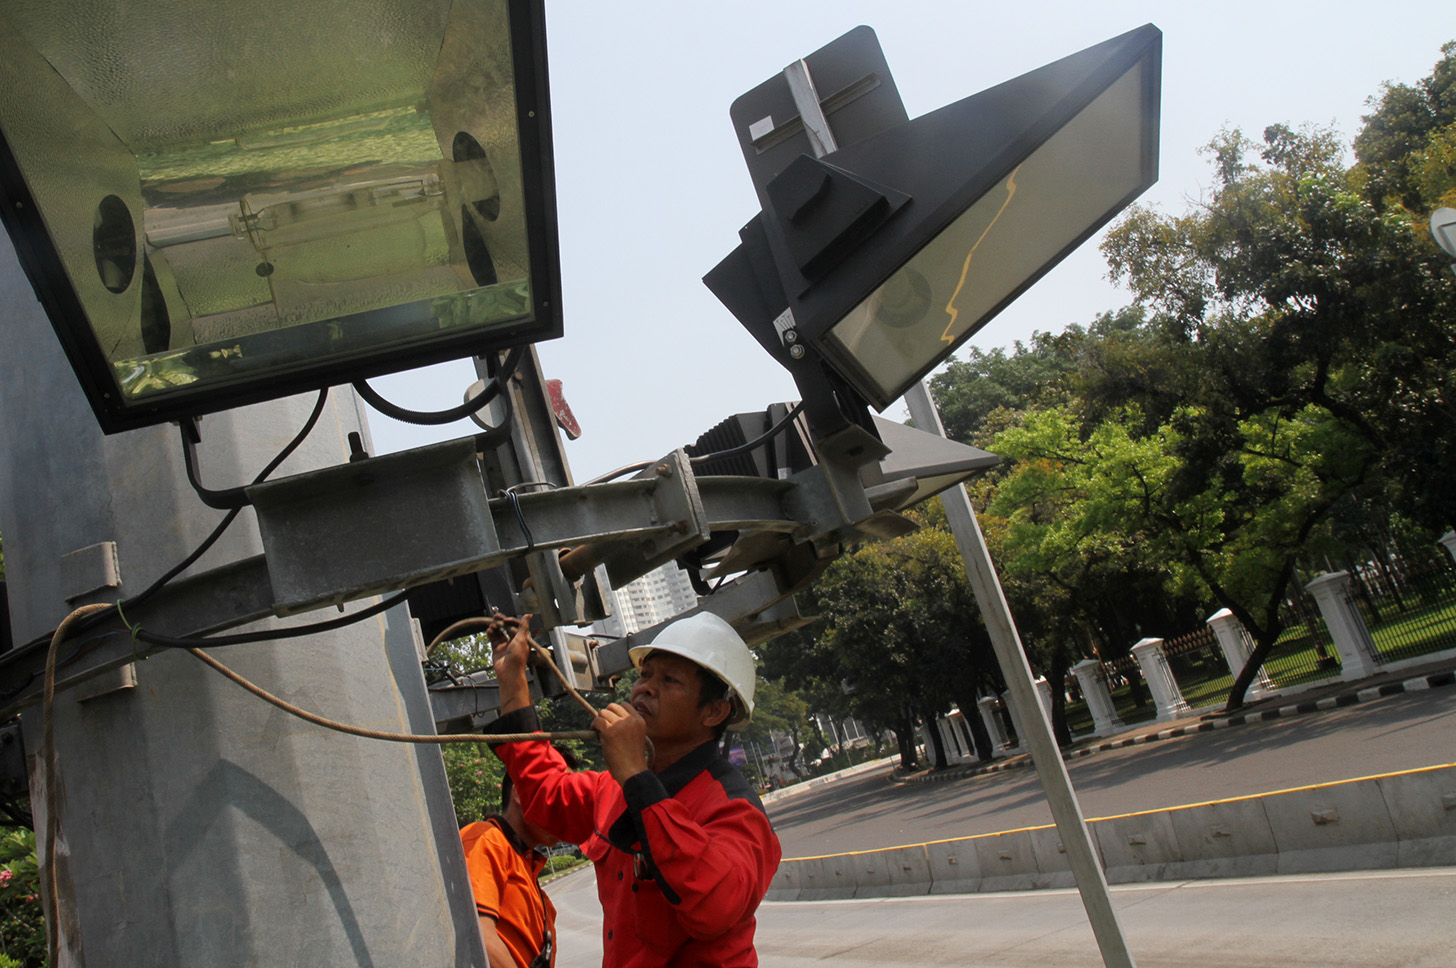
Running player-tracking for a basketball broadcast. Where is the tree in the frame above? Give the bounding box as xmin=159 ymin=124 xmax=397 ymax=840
xmin=795 ymin=508 xmax=1002 ymax=769
xmin=1354 ymin=41 xmax=1456 ymax=213
xmin=442 ymin=744 xmax=506 ymax=826
xmin=930 ymin=322 xmax=1203 ymax=730
xmin=1096 ymin=109 xmax=1456 ymax=705
xmin=980 ymin=404 xmax=1199 ymax=724
xmin=735 ymin=677 xmax=812 ymax=781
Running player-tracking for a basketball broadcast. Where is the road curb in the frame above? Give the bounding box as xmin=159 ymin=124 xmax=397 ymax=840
xmin=892 ymin=668 xmax=1456 ymax=785
xmin=771 ymin=762 xmax=1456 ymax=901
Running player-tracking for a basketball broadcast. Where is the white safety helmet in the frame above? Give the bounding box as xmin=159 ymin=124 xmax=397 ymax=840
xmin=629 ymin=612 xmax=756 ymax=729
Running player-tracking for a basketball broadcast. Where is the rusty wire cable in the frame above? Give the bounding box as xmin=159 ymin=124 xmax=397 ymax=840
xmin=37 ymin=608 xmax=605 ymax=964
xmin=185 ymin=613 xmax=600 ymax=741
xmin=41 ymin=602 xmax=113 ymax=965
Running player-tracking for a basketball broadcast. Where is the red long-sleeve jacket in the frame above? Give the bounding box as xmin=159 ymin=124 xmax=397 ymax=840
xmin=490 ymin=708 xmax=781 ymax=967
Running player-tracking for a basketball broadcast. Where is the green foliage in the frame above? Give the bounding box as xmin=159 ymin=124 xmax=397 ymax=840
xmin=1354 ymin=40 xmax=1456 ymax=211
xmin=736 ymin=679 xmax=807 ymax=754
xmin=782 ymin=508 xmax=1002 ymax=763
xmin=442 ymin=744 xmax=506 ymax=826
xmin=426 ymin=633 xmax=494 ymax=681
xmin=1 ymin=827 xmax=45 ymax=968
xmin=928 ymin=45 xmax=1456 ymax=712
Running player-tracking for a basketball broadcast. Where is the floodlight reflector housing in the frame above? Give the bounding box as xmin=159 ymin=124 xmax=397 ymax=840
xmin=712 ymin=24 xmax=1161 ymax=412
xmin=824 ymin=58 xmax=1156 ymax=405
xmin=0 ymin=0 xmax=560 ymax=432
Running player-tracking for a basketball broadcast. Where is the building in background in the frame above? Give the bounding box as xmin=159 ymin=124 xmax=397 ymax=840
xmin=595 ymin=562 xmax=699 ymax=638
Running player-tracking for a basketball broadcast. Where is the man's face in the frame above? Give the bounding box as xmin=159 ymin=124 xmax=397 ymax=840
xmin=630 ymin=651 xmax=727 ymax=744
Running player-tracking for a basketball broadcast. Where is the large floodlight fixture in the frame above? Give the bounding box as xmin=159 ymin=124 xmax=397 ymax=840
xmin=0 ymin=0 xmax=560 ymax=433
xmin=708 ymin=25 xmax=1161 ymax=412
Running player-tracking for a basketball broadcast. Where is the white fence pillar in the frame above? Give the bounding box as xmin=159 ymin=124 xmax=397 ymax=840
xmin=947 ymin=709 xmax=971 ymax=759
xmin=1001 ymin=678 xmax=1048 ymax=745
xmin=1206 ymin=609 xmax=1276 ymax=698
xmin=978 ymin=695 xmax=1017 ymax=753
xmin=1071 ymin=658 xmax=1125 ymax=736
xmin=1033 ymin=675 xmax=1054 ymax=721
xmin=936 ymin=713 xmax=960 ymax=759
xmin=1130 ymin=637 xmax=1192 ymax=721
xmin=1441 ymin=530 xmax=1456 ymax=567
xmin=1305 ymin=571 xmax=1382 ymax=680
xmin=918 ymin=716 xmax=955 ymax=763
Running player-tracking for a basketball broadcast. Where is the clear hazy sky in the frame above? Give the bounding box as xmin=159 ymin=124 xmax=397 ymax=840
xmin=365 ymin=1 xmax=1452 ymax=481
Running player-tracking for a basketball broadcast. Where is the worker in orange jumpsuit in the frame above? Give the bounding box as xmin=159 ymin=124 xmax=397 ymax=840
xmin=489 ymin=611 xmax=781 ymax=967
xmin=460 ymin=748 xmax=578 ymax=968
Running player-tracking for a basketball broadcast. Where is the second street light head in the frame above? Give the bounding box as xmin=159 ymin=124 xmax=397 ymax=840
xmin=708 ymin=24 xmax=1162 ymax=412
xmin=0 ymin=0 xmax=560 ymax=433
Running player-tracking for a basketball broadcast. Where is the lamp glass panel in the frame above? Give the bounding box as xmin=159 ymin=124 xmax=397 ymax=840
xmin=0 ymin=0 xmax=538 ymax=407
xmin=824 ymin=61 xmax=1150 ymax=405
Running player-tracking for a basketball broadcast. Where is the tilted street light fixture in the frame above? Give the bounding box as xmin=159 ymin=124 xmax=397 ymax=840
xmin=707 ymin=24 xmax=1161 ymax=414
xmin=0 ymin=0 xmax=560 ymax=433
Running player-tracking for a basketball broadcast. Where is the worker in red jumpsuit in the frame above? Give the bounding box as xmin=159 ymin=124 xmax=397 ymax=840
xmin=489 ymin=611 xmax=781 ymax=967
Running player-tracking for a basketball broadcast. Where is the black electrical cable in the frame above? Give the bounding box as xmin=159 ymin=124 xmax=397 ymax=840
xmin=132 ymin=591 xmax=409 ymax=650
xmin=149 ymin=389 xmax=332 ymax=608
xmin=497 ymin=481 xmax=556 ymax=552
xmin=180 ymin=387 xmax=332 ymax=510
xmin=7 ymin=389 xmax=331 ymax=659
xmin=352 ymin=345 xmax=526 ymax=426
xmin=0 ymin=630 xmax=127 ymax=704
xmin=180 ymin=422 xmax=249 ymax=510
xmin=688 ymin=402 xmax=806 ymax=466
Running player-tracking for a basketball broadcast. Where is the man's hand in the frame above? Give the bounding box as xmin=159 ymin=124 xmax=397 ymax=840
xmin=593 ymin=702 xmax=650 ymax=784
xmin=489 ymin=613 xmax=534 ymax=715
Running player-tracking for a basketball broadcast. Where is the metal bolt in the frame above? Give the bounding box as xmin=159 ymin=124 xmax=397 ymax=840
xmin=783 ymin=328 xmax=799 ymax=344
xmin=655 ymin=463 xmax=672 ymax=477
xmin=789 ymin=344 xmax=806 ymax=360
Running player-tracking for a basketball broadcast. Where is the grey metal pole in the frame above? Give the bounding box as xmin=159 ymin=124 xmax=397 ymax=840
xmin=904 ymin=380 xmax=1136 ymax=968
xmin=0 ymin=234 xmax=485 ymax=967
xmin=777 ymin=53 xmax=1135 ymax=968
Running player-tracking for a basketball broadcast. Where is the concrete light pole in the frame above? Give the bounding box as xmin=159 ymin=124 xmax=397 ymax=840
xmin=0 ymin=234 xmax=485 ymax=967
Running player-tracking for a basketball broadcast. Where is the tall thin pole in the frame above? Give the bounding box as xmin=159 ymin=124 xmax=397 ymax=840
xmin=905 ymin=381 xmax=1136 ymax=968
xmin=780 ymin=57 xmax=1136 ymax=967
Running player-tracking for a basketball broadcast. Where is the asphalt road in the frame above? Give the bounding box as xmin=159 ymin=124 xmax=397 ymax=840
xmin=549 ymin=864 xmax=1456 ymax=967
xmin=766 ymin=687 xmax=1456 ymax=857
xmin=543 ymin=689 xmax=1456 ymax=967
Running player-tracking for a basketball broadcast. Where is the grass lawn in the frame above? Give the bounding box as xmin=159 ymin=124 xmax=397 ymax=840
xmin=1365 ymin=595 xmax=1456 ymax=660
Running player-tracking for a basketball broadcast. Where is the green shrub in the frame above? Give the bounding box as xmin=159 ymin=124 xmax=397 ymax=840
xmin=0 ymin=827 xmax=46 ymax=967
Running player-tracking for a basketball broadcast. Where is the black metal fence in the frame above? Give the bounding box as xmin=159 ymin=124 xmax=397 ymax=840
xmin=1351 ymin=549 xmax=1456 ymax=664
xmin=1262 ymin=584 xmax=1342 ymax=686
xmin=1161 ymin=625 xmax=1231 ymax=709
